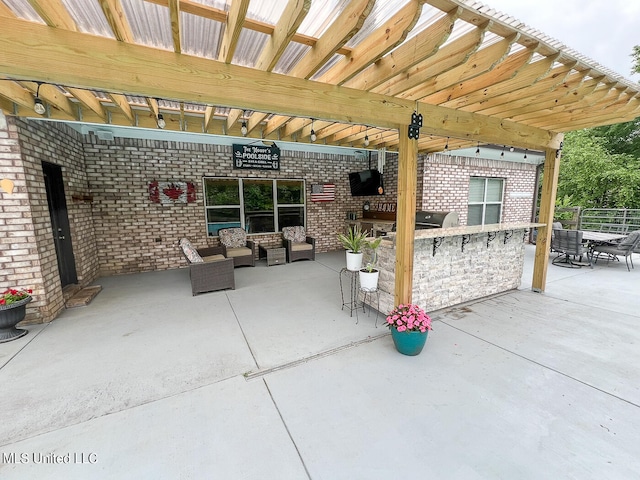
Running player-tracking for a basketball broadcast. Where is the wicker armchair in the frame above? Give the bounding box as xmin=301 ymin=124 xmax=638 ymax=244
xmin=282 ymin=226 xmax=315 ymax=263
xmin=179 ymin=239 xmax=235 ymax=295
xmin=218 ymin=227 xmax=256 ymax=267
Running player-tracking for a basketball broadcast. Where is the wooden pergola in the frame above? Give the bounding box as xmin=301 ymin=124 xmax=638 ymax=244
xmin=1 ymin=0 xmax=639 ymax=303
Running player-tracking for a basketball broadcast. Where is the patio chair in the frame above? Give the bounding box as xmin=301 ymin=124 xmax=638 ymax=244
xmin=551 ymin=229 xmax=589 ymax=268
xmin=591 ymin=230 xmax=640 ymax=271
xmin=179 ymin=238 xmax=235 ymax=295
xmin=282 ymin=226 xmax=315 ymax=263
xmin=550 ymin=222 xmax=564 ymax=252
xmin=218 ymin=227 xmax=256 ymax=267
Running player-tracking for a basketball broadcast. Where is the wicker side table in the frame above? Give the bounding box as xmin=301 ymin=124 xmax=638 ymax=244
xmin=258 ymin=245 xmax=286 ymax=266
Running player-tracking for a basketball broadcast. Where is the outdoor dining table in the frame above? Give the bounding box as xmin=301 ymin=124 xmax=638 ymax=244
xmin=579 ymin=230 xmax=629 ymax=264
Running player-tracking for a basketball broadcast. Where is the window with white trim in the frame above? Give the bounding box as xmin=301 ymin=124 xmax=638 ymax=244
xmin=204 ymin=177 xmax=305 ymax=236
xmin=467 ymin=177 xmax=504 ymax=226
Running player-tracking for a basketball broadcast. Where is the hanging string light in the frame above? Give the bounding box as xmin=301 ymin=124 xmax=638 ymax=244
xmin=33 ymin=82 xmax=46 ymax=115
xmin=364 ymin=126 xmax=369 ymax=147
xmin=475 ymin=142 xmax=480 ymax=157
xmin=241 ymin=110 xmax=248 ymax=136
xmin=310 ymin=119 xmax=316 ymax=142
xmin=524 ymin=148 xmax=528 ymax=159
xmin=500 ymin=145 xmax=505 ymax=158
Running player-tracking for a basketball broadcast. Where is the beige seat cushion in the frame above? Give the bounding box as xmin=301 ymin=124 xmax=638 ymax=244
xmin=202 ymin=254 xmax=226 ymax=263
xmin=225 ymin=247 xmax=253 ymax=258
xmin=291 ymin=242 xmax=313 ymax=252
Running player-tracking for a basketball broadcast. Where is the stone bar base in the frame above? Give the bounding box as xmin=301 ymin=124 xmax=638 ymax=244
xmin=371 ymin=223 xmax=541 ymax=316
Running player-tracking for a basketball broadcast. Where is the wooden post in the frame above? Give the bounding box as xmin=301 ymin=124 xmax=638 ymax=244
xmin=394 ymin=128 xmax=418 ymax=306
xmin=532 ymin=142 xmax=563 ymax=292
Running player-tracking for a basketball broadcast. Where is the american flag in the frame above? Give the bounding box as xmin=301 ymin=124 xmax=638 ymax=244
xmin=311 ymin=184 xmax=336 ymax=202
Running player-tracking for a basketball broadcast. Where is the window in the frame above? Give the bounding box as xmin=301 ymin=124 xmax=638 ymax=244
xmin=467 ymin=177 xmax=504 ymax=226
xmin=204 ymin=178 xmax=305 ymax=235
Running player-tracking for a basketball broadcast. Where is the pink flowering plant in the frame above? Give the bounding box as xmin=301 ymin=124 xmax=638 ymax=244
xmin=386 ymin=304 xmax=432 ymax=333
xmin=0 ymin=288 xmax=33 ymax=307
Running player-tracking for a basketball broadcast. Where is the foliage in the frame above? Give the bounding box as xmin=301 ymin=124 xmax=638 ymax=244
xmin=590 ymin=118 xmax=640 ymax=158
xmin=361 ymin=236 xmax=382 ymax=273
xmin=385 ymin=304 xmax=432 ymax=333
xmin=0 ymin=288 xmax=33 ymax=306
xmin=557 ymin=130 xmax=640 ymax=209
xmin=337 ymin=225 xmax=368 ymax=253
xmin=632 ymin=45 xmax=640 ymax=75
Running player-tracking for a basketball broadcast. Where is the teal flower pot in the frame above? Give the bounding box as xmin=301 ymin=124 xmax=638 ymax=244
xmin=390 ymin=328 xmax=428 ymax=356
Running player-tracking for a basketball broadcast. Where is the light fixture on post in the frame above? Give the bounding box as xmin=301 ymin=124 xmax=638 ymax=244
xmin=156 ymin=113 xmax=166 ymax=129
xmin=310 ymin=119 xmax=316 ymax=142
xmin=33 ymin=82 xmax=46 ymax=115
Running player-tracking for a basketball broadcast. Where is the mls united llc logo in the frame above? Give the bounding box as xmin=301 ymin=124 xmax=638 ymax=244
xmin=2 ymin=451 xmax=97 ymax=464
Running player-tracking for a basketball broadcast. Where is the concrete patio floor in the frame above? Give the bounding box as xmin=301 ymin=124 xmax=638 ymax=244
xmin=1 ymin=245 xmax=639 ymax=479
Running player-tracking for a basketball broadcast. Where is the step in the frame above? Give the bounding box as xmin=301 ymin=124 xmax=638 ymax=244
xmin=65 ymin=285 xmax=102 ymax=308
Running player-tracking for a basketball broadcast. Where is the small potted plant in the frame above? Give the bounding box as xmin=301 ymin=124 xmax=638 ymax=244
xmin=337 ymin=225 xmax=368 ymax=271
xmin=359 ymin=236 xmax=382 ymax=290
xmin=386 ymin=303 xmax=432 ymax=356
xmin=0 ymin=287 xmax=33 ymax=343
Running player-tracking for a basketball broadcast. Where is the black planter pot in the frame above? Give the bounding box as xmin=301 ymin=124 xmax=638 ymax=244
xmin=0 ymin=296 xmax=31 ymax=343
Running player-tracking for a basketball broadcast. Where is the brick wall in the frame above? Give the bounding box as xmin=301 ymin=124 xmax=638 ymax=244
xmin=81 ymin=135 xmax=396 ymax=275
xmin=420 ymin=153 xmax=537 ymax=224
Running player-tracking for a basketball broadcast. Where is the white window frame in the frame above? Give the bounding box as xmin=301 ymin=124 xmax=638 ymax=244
xmin=467 ymin=177 xmax=505 ymax=226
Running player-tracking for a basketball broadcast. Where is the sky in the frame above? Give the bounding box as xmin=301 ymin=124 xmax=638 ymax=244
xmin=484 ymin=0 xmax=639 ymax=83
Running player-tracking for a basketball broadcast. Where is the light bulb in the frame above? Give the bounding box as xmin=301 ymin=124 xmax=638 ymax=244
xmin=241 ymin=121 xmax=248 ymax=136
xmin=509 ymin=146 xmax=515 ymax=152
xmin=34 ymin=98 xmax=46 ymax=115
xmin=157 ymin=113 xmax=166 ymax=129
xmin=310 ymin=129 xmax=316 ymax=142
xmin=364 ymin=135 xmax=369 ymax=147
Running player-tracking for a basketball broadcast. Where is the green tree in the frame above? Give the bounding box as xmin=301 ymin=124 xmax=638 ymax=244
xmin=632 ymin=45 xmax=640 ymax=75
xmin=558 ymin=130 xmax=640 ymax=209
xmin=590 ymin=118 xmax=640 ymax=157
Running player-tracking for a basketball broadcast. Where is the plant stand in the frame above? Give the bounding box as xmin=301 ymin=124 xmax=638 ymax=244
xmin=359 ymin=287 xmax=380 ymax=327
xmin=339 ymin=268 xmax=363 ymax=319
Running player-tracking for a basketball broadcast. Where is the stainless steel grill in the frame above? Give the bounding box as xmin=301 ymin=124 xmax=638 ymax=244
xmin=415 ymin=211 xmax=459 ymax=229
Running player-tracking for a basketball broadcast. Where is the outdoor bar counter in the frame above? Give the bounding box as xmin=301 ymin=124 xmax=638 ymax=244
xmin=369 ymin=222 xmax=543 ymax=315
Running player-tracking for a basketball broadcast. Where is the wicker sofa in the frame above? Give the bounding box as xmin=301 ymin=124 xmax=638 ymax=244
xmin=179 ymin=239 xmax=235 ymax=295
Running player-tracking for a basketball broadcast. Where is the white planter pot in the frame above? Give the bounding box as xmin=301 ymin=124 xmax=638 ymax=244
xmin=359 ymin=269 xmax=379 ymax=290
xmin=346 ymin=251 xmax=363 ymax=271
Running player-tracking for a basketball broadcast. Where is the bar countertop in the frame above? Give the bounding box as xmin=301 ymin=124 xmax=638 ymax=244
xmin=384 ymin=222 xmax=544 ymax=241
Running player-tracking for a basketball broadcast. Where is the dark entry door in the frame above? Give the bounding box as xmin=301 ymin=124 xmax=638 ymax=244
xmin=43 ymin=161 xmax=78 ymax=287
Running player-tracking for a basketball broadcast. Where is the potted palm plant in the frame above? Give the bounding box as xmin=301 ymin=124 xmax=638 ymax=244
xmin=337 ymin=225 xmax=368 ymax=271
xmin=359 ymin=236 xmax=382 ymax=290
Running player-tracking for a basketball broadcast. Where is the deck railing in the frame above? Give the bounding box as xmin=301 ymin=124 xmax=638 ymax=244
xmin=579 ymin=208 xmax=640 ymax=232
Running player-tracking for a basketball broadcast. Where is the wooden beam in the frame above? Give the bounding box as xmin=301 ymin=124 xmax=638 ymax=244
xmin=108 ymin=93 xmax=134 ymax=124
xmin=0 ymin=2 xmax=15 ymax=17
xmin=264 ymin=0 xmax=424 ymax=136
xmin=394 ymin=129 xmax=418 ymax=306
xmin=27 ymin=0 xmax=77 ymax=30
xmin=373 ymin=25 xmax=487 ymax=97
xmin=344 ymin=7 xmax=459 ymax=91
xmin=99 ymin=0 xmax=135 ymax=42
xmin=399 ymin=33 xmax=518 ymax=101
xmin=0 ymin=16 xmax=562 ymax=149
xmin=421 ymin=45 xmax=535 ymax=105
xmin=318 ymin=0 xmax=425 ymax=86
xmin=168 ymin=0 xmax=181 ymax=53
xmin=445 ymin=54 xmax=561 ymax=110
xmin=217 ymin=0 xmax=249 ymax=63
xmin=0 ymin=81 xmax=37 ymax=110
xmin=245 ymin=0 xmax=373 ymax=135
xmin=67 ymin=87 xmax=106 ymax=119
xmin=532 ymin=146 xmax=562 ymax=293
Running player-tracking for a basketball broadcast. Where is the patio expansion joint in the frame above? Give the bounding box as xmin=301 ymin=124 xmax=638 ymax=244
xmin=243 ymin=332 xmax=390 ymax=380
xmin=440 ymin=320 xmax=640 ymax=410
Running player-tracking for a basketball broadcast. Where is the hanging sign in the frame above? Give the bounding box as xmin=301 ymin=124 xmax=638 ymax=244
xmin=233 ymin=144 xmax=280 ymax=170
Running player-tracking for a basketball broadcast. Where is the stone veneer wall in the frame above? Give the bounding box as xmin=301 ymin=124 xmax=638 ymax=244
xmin=420 ymin=153 xmax=537 ymax=224
xmin=81 ymin=135 xmax=398 ymax=275
xmin=0 ymin=116 xmax=99 ymax=323
xmin=374 ymin=228 xmax=527 ymax=315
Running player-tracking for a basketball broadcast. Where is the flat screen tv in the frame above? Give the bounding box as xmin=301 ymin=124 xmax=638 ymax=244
xmin=349 ymin=169 xmax=384 ymax=196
